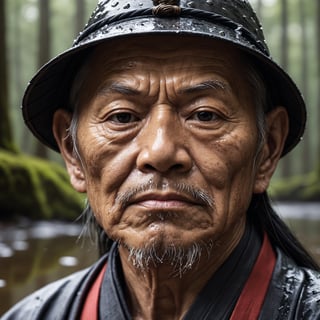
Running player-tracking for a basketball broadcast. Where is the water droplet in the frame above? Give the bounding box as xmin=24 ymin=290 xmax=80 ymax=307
xmin=12 ymin=240 xmax=29 ymax=251
xmin=123 ymin=3 xmax=130 ymax=9
xmin=219 ymin=31 xmax=225 ymax=37
xmin=59 ymin=256 xmax=79 ymax=267
xmin=206 ymin=0 xmax=214 ymax=5
xmin=0 ymin=243 xmax=13 ymax=258
xmin=111 ymin=1 xmax=119 ymax=8
xmin=187 ymin=1 xmax=195 ymax=8
xmin=0 ymin=279 xmax=6 ymax=288
xmin=235 ymin=26 xmax=243 ymax=39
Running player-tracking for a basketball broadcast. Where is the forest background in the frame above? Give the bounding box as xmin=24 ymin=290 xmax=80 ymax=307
xmin=0 ymin=0 xmax=319 ymax=221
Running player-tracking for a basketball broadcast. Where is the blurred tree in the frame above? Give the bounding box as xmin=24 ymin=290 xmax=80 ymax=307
xmin=299 ymin=0 xmax=310 ymax=173
xmin=0 ymin=0 xmax=15 ymax=152
xmin=280 ymin=0 xmax=289 ymax=82
xmin=12 ymin=0 xmax=23 ymax=108
xmin=280 ymin=0 xmax=291 ymax=177
xmin=34 ymin=0 xmax=51 ymax=158
xmin=317 ymin=0 xmax=320 ymax=160
xmin=256 ymin=0 xmax=263 ymax=19
xmin=76 ymin=0 xmax=86 ymax=35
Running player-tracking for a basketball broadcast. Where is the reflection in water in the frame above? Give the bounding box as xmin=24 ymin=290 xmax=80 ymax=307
xmin=274 ymin=202 xmax=320 ymax=263
xmin=0 ymin=221 xmax=98 ymax=315
xmin=0 ymin=203 xmax=320 ymax=315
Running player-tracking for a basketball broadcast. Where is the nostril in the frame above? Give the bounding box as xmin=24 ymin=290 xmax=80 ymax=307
xmin=142 ymin=162 xmax=186 ymax=173
xmin=143 ymin=164 xmax=156 ymax=171
xmin=171 ymin=163 xmax=185 ymax=171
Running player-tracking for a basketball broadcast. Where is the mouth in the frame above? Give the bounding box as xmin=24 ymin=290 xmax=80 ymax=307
xmin=115 ymin=181 xmax=214 ymax=211
xmin=129 ymin=192 xmax=202 ymax=210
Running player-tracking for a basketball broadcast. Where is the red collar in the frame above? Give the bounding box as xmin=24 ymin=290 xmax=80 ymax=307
xmin=230 ymin=232 xmax=276 ymax=319
xmin=81 ymin=263 xmax=107 ymax=320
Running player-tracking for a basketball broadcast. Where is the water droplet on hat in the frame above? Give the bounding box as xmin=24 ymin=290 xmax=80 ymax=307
xmin=219 ymin=30 xmax=225 ymax=36
xmin=206 ymin=0 xmax=214 ymax=5
xmin=235 ymin=26 xmax=243 ymax=39
xmin=187 ymin=1 xmax=195 ymax=8
xmin=111 ymin=1 xmax=119 ymax=7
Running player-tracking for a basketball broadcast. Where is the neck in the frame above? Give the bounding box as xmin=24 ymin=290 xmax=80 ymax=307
xmin=118 ymin=223 xmax=246 ymax=320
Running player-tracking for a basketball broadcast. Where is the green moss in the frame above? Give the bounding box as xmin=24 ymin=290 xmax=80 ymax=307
xmin=270 ymin=167 xmax=320 ymax=201
xmin=0 ymin=150 xmax=85 ymax=221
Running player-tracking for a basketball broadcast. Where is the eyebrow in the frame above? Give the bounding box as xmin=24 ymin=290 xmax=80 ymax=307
xmin=178 ymin=80 xmax=228 ymax=95
xmin=97 ymin=83 xmax=140 ymax=97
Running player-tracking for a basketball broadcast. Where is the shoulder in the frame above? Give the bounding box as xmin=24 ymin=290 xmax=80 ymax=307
xmin=260 ymin=248 xmax=320 ymax=319
xmin=292 ymin=264 xmax=320 ymax=318
xmin=1 ymin=254 xmax=108 ymax=320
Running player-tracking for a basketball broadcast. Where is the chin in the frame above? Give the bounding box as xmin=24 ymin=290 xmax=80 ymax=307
xmin=119 ymin=231 xmax=216 ymax=276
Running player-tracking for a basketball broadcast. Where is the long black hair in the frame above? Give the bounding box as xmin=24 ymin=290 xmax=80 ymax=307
xmin=247 ymin=192 xmax=320 ymax=271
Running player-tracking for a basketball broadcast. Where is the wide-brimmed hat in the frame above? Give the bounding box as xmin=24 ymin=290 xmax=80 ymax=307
xmin=23 ymin=0 xmax=306 ymax=155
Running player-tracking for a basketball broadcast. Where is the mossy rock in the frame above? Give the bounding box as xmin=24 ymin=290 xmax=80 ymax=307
xmin=270 ymin=167 xmax=320 ymax=202
xmin=0 ymin=150 xmax=85 ymax=221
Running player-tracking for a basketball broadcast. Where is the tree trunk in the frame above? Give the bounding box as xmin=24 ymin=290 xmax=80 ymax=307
xmin=0 ymin=0 xmax=15 ymax=152
xmin=299 ymin=0 xmax=310 ymax=173
xmin=38 ymin=0 xmax=51 ymax=67
xmin=317 ymin=0 xmax=320 ymax=161
xmin=280 ymin=0 xmax=291 ymax=177
xmin=75 ymin=0 xmax=86 ymax=35
xmin=35 ymin=0 xmax=51 ymax=158
xmin=256 ymin=0 xmax=263 ymax=19
xmin=280 ymin=0 xmax=289 ymax=71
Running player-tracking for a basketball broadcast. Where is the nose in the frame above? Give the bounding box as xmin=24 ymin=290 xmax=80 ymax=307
xmin=136 ymin=107 xmax=193 ymax=174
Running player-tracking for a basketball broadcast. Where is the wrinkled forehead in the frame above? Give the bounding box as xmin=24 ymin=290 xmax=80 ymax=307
xmin=76 ymin=35 xmax=251 ymax=93
xmin=90 ymin=35 xmax=245 ymax=69
xmin=70 ymin=35 xmax=258 ymax=111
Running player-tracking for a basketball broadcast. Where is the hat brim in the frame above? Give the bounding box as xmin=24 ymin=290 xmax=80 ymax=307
xmin=23 ymin=16 xmax=306 ymax=155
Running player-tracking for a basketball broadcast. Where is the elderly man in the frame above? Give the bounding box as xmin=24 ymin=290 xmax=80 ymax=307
xmin=3 ymin=0 xmax=320 ymax=319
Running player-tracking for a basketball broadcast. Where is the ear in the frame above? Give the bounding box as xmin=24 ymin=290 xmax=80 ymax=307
xmin=52 ymin=109 xmax=87 ymax=193
xmin=254 ymin=106 xmax=289 ymax=194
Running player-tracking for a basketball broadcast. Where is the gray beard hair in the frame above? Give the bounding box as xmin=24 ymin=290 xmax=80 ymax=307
xmin=121 ymin=240 xmax=215 ymax=278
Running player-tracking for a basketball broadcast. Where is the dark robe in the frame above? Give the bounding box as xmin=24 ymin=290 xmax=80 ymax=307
xmin=2 ymin=225 xmax=320 ymax=319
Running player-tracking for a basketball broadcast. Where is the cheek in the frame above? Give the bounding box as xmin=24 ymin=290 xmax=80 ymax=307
xmin=77 ymin=127 xmax=140 ymax=230
xmin=198 ymin=136 xmax=256 ymax=185
xmin=194 ymin=130 xmax=258 ymax=212
xmin=79 ymin=123 xmax=138 ymax=188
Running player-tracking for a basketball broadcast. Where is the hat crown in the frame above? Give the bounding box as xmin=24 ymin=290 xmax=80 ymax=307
xmin=81 ymin=0 xmax=267 ymax=55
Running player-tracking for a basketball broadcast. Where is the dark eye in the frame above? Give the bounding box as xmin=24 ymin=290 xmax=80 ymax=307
xmin=195 ymin=111 xmax=218 ymax=122
xmin=109 ymin=112 xmax=138 ymax=124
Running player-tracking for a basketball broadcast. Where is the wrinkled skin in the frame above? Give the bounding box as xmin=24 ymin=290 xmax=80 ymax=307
xmin=53 ymin=36 xmax=288 ymax=319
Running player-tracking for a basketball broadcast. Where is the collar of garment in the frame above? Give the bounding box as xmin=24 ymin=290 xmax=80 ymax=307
xmin=99 ymin=223 xmax=262 ymax=320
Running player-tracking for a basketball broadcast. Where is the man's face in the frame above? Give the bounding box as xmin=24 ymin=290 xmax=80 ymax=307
xmin=70 ymin=36 xmax=263 ymax=253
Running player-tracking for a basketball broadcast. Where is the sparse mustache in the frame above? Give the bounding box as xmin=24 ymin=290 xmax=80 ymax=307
xmin=115 ymin=180 xmax=215 ymax=209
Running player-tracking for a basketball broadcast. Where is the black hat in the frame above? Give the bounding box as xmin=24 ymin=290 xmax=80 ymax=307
xmin=23 ymin=0 xmax=306 ymax=155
